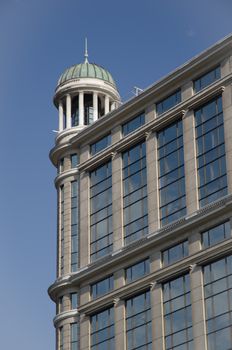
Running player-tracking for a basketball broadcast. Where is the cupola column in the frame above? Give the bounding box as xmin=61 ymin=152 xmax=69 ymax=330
xmin=105 ymin=95 xmax=110 ymax=115
xmin=79 ymin=92 xmax=84 ymax=125
xmin=66 ymin=94 xmax=71 ymax=128
xmin=58 ymin=101 xmax=64 ymax=131
xmin=93 ymin=92 xmax=98 ymax=122
xmin=111 ymin=102 xmax=116 ymax=111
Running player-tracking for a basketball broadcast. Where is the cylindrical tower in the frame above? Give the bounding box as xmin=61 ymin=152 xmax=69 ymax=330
xmin=48 ymin=49 xmax=120 ymax=350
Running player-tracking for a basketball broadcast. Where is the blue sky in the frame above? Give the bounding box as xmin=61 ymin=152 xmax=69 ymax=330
xmin=0 ymin=0 xmax=232 ymax=348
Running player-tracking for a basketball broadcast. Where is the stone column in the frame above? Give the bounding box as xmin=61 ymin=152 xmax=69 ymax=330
xmin=105 ymin=95 xmax=110 ymax=115
xmin=190 ymin=265 xmax=207 ymax=349
xmin=93 ymin=92 xmax=98 ymax=122
xmin=114 ymin=299 xmax=125 ymax=350
xmin=112 ymin=152 xmax=123 ymax=251
xmin=79 ymin=92 xmax=84 ymax=126
xmin=111 ymin=101 xmax=116 ymax=111
xmin=80 ymin=314 xmax=90 ymax=350
xmin=146 ymin=132 xmax=159 ymax=234
xmin=59 ymin=101 xmax=64 ymax=131
xmin=151 ymin=282 xmax=165 ymax=350
xmin=66 ymin=94 xmax=71 ymax=128
xmin=183 ymin=110 xmax=198 ymax=215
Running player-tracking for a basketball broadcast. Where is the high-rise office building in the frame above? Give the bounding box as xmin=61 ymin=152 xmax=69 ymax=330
xmin=48 ymin=35 xmax=232 ymax=350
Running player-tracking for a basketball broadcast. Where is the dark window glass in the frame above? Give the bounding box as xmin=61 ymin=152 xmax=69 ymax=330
xmin=90 ymin=162 xmax=112 ymax=261
xmin=122 ymin=112 xmax=145 ymax=136
xmin=59 ymin=327 xmax=64 ymax=350
xmin=162 ymin=241 xmax=188 ymax=266
xmin=71 ymin=181 xmax=78 ymax=272
xmin=203 ymin=255 xmax=232 ymax=350
xmin=194 ymin=66 xmax=221 ymax=93
xmin=71 ymin=96 xmax=79 ymax=127
xmin=70 ymin=323 xmax=79 ymax=350
xmin=202 ymin=221 xmax=230 ymax=248
xmin=158 ymin=120 xmax=186 ymax=226
xmin=91 ymin=276 xmax=114 ymax=299
xmin=195 ymin=96 xmax=227 ymax=207
xmin=126 ymin=258 xmax=150 ymax=283
xmin=71 ymin=293 xmax=78 ymax=309
xmin=90 ymin=134 xmax=111 ymax=156
xmin=59 ymin=158 xmax=64 ymax=173
xmin=123 ymin=142 xmax=148 ymax=244
xmin=126 ymin=291 xmax=152 ymax=350
xmin=58 ymin=296 xmax=64 ymax=313
xmin=91 ymin=307 xmax=114 ymax=349
xmin=60 ymin=186 xmax=64 ymax=275
xmin=71 ymin=154 xmax=78 ymax=168
xmin=163 ymin=274 xmax=193 ymax=350
xmin=156 ymin=90 xmax=181 ymax=115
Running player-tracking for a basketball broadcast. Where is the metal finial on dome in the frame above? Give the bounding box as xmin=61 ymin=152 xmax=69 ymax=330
xmin=84 ymin=38 xmax=89 ymax=63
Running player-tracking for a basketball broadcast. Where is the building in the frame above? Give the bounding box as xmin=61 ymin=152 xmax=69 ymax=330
xmin=48 ymin=35 xmax=232 ymax=350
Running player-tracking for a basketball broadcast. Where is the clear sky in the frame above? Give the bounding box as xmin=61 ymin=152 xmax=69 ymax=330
xmin=0 ymin=0 xmax=232 ymax=348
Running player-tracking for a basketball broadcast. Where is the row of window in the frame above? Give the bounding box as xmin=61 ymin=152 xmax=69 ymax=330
xmin=89 ymin=220 xmax=230 ymax=300
xmin=59 ymin=252 xmax=232 ymax=350
xmin=59 ymin=153 xmax=78 ymax=173
xmin=58 ymin=221 xmax=231 ymax=311
xmin=86 ymin=66 xmax=221 ymax=158
xmin=59 ymin=95 xmax=228 ymax=273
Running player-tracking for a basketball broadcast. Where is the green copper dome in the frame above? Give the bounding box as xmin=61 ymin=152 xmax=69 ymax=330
xmin=57 ymin=62 xmax=117 ymax=88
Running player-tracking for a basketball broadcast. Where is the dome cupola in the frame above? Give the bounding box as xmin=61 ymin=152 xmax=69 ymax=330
xmin=54 ymin=39 xmax=121 ymax=134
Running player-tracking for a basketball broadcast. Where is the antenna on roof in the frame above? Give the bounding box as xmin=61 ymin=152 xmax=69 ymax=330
xmin=84 ymin=38 xmax=89 ymax=63
xmin=133 ymin=86 xmax=144 ymax=96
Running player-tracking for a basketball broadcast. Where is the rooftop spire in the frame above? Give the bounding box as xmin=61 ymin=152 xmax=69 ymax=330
xmin=84 ymin=38 xmax=89 ymax=63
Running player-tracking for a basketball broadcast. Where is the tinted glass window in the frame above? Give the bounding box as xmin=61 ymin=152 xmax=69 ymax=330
xmin=202 ymin=221 xmax=230 ymax=248
xmin=91 ymin=276 xmax=114 ymax=299
xmin=156 ymin=90 xmax=181 ymax=115
xmin=122 ymin=113 xmax=145 ymax=136
xmin=163 ymin=241 xmax=188 ymax=266
xmin=126 ymin=258 xmax=150 ymax=282
xmin=194 ymin=66 xmax=220 ymax=93
xmin=90 ymin=134 xmax=111 ymax=156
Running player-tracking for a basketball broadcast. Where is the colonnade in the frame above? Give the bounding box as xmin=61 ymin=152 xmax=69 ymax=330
xmin=58 ymin=91 xmax=117 ymax=131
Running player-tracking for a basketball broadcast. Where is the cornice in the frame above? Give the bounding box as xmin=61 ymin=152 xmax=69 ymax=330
xmin=53 ymin=309 xmax=79 ymax=327
xmin=48 ymin=193 xmax=232 ymax=301
xmin=55 ymin=169 xmax=79 ymax=188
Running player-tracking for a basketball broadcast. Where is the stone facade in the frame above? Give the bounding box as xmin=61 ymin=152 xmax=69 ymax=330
xmin=49 ymin=35 xmax=232 ymax=350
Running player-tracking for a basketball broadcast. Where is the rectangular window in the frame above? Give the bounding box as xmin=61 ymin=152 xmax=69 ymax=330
xmin=59 ymin=327 xmax=64 ymax=350
xmin=59 ymin=158 xmax=64 ymax=173
xmin=162 ymin=241 xmax=188 ymax=267
xmin=90 ymin=162 xmax=113 ymax=261
xmin=58 ymin=296 xmax=64 ymax=313
xmin=60 ymin=185 xmax=64 ymax=275
xmin=163 ymin=274 xmax=193 ymax=350
xmin=156 ymin=90 xmax=181 ymax=115
xmin=194 ymin=66 xmax=221 ymax=93
xmin=91 ymin=307 xmax=114 ymax=349
xmin=158 ymin=120 xmax=186 ymax=226
xmin=126 ymin=291 xmax=152 ymax=350
xmin=91 ymin=275 xmax=114 ymax=299
xmin=90 ymin=134 xmax=111 ymax=156
xmin=71 ymin=181 xmax=78 ymax=272
xmin=71 ymin=293 xmax=78 ymax=309
xmin=202 ymin=221 xmax=230 ymax=248
xmin=195 ymin=96 xmax=227 ymax=207
xmin=122 ymin=112 xmax=145 ymax=136
xmin=123 ymin=142 xmax=148 ymax=244
xmin=71 ymin=154 xmax=78 ymax=168
xmin=126 ymin=258 xmax=150 ymax=283
xmin=203 ymin=255 xmax=232 ymax=350
xmin=70 ymin=323 xmax=79 ymax=350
